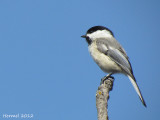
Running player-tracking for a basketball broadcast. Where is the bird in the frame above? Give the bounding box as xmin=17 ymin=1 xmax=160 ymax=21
xmin=81 ymin=26 xmax=146 ymax=107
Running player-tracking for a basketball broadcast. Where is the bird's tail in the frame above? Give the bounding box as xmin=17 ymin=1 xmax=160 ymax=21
xmin=128 ymin=75 xmax=146 ymax=107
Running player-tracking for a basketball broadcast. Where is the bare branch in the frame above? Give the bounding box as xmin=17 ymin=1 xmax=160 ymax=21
xmin=96 ymin=77 xmax=114 ymax=120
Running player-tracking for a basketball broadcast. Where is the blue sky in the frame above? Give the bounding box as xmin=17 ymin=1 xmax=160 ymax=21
xmin=0 ymin=0 xmax=159 ymax=120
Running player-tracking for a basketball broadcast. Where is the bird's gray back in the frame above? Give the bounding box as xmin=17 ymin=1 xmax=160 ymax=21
xmin=96 ymin=37 xmax=128 ymax=59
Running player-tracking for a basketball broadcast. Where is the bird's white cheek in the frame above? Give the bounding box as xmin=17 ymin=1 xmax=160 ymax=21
xmin=87 ymin=30 xmax=113 ymax=40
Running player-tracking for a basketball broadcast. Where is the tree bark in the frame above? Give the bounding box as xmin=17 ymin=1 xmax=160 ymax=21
xmin=96 ymin=77 xmax=114 ymax=120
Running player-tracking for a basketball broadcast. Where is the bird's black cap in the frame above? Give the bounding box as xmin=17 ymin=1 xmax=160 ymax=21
xmin=86 ymin=26 xmax=114 ymax=36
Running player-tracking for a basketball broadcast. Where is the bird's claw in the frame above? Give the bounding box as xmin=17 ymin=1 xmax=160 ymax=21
xmin=100 ymin=73 xmax=114 ymax=85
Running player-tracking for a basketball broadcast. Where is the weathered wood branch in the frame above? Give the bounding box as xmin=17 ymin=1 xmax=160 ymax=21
xmin=96 ymin=76 xmax=114 ymax=120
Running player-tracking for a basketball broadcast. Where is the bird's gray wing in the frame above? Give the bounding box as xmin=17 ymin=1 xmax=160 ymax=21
xmin=107 ymin=49 xmax=132 ymax=76
xmin=96 ymin=38 xmax=129 ymax=59
xmin=96 ymin=39 xmax=132 ymax=76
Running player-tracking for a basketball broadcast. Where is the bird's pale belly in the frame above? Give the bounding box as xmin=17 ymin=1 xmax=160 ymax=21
xmin=89 ymin=43 xmax=122 ymax=73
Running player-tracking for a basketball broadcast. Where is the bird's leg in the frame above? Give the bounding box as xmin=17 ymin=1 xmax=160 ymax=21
xmin=100 ymin=73 xmax=113 ymax=85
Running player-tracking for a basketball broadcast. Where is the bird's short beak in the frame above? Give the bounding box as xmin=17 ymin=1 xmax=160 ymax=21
xmin=81 ymin=35 xmax=87 ymax=38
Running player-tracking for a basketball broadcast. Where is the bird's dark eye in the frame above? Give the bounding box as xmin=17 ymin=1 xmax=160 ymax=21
xmin=86 ymin=36 xmax=92 ymax=45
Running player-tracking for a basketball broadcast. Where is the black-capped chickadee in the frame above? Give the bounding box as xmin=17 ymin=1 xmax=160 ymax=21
xmin=81 ymin=26 xmax=146 ymax=107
